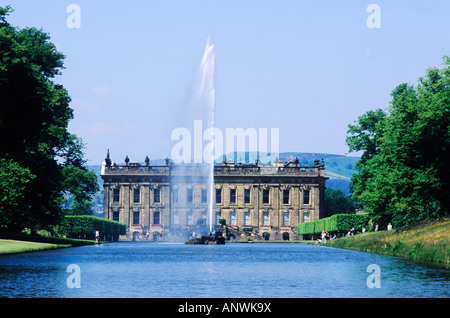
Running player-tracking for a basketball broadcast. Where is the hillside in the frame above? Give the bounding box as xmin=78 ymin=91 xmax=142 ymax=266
xmin=324 ymin=218 xmax=450 ymax=266
xmin=87 ymin=152 xmax=359 ymax=215
xmin=277 ymin=152 xmax=358 ymax=194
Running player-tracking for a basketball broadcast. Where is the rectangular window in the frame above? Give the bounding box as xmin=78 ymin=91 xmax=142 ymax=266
xmin=263 ymin=212 xmax=269 ymax=226
xmin=113 ymin=211 xmax=120 ymax=222
xmin=262 ymin=189 xmax=269 ymax=204
xmin=302 ymin=212 xmax=310 ymax=223
xmin=244 ymin=212 xmax=250 ymax=226
xmin=187 ymin=211 xmax=193 ymax=225
xmin=230 ymin=189 xmax=236 ymax=204
xmin=133 ymin=211 xmax=140 ymax=225
xmin=173 ymin=189 xmax=179 ymax=203
xmin=283 ymin=212 xmax=289 ymax=225
xmin=303 ymin=189 xmax=310 ymax=205
xmin=230 ymin=212 xmax=236 ymax=225
xmin=153 ymin=211 xmax=160 ymax=225
xmin=154 ymin=188 xmax=160 ymax=203
xmin=215 ymin=188 xmax=222 ymax=204
xmin=283 ymin=189 xmax=290 ymax=204
xmin=187 ymin=188 xmax=193 ymax=203
xmin=244 ymin=189 xmax=251 ymax=204
xmin=133 ymin=188 xmax=140 ymax=203
xmin=173 ymin=211 xmax=179 ymax=225
xmin=113 ymin=189 xmax=120 ymax=202
xmin=201 ymin=188 xmax=207 ymax=203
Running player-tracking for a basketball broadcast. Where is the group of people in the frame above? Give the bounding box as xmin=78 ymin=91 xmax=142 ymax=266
xmin=369 ymin=219 xmax=393 ymax=232
xmin=318 ymin=230 xmax=336 ymax=243
xmin=316 ymin=221 xmax=394 ymax=244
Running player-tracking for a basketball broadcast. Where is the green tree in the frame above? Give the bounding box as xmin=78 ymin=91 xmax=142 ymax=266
xmin=0 ymin=6 xmax=98 ymax=232
xmin=0 ymin=158 xmax=35 ymax=232
xmin=346 ymin=109 xmax=387 ymax=205
xmin=347 ymin=55 xmax=450 ymax=227
xmin=324 ymin=188 xmax=357 ymax=217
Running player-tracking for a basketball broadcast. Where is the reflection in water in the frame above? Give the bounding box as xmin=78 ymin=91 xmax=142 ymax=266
xmin=0 ymin=243 xmax=448 ymax=298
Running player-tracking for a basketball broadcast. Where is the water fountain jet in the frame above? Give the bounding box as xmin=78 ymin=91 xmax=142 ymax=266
xmin=185 ymin=36 xmax=225 ymax=245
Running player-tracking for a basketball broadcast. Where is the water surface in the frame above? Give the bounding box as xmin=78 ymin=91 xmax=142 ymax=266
xmin=0 ymin=242 xmax=448 ymax=298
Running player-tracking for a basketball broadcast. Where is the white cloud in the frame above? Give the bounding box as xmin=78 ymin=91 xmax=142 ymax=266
xmin=90 ymin=85 xmax=113 ymax=97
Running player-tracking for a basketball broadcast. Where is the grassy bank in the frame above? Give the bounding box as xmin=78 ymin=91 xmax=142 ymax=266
xmin=0 ymin=239 xmax=71 ymax=255
xmin=324 ymin=218 xmax=450 ymax=266
xmin=0 ymin=233 xmax=97 ymax=255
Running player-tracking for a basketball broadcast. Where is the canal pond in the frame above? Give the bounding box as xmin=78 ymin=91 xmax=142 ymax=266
xmin=0 ymin=242 xmax=449 ymax=298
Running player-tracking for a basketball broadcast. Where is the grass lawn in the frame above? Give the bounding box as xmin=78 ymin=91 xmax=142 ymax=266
xmin=0 ymin=239 xmax=70 ymax=255
xmin=324 ymin=218 xmax=450 ymax=266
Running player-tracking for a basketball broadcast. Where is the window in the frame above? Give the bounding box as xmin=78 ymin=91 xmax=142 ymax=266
xmin=154 ymin=188 xmax=160 ymax=203
xmin=133 ymin=211 xmax=140 ymax=225
xmin=230 ymin=212 xmax=236 ymax=225
xmin=262 ymin=189 xmax=269 ymax=204
xmin=113 ymin=189 xmax=120 ymax=202
xmin=187 ymin=188 xmax=193 ymax=203
xmin=113 ymin=211 xmax=120 ymax=222
xmin=187 ymin=211 xmax=193 ymax=225
xmin=215 ymin=188 xmax=222 ymax=204
xmin=283 ymin=212 xmax=289 ymax=225
xmin=173 ymin=189 xmax=179 ymax=203
xmin=244 ymin=212 xmax=250 ymax=225
xmin=303 ymin=189 xmax=310 ymax=205
xmin=230 ymin=189 xmax=236 ymax=204
xmin=153 ymin=211 xmax=160 ymax=225
xmin=201 ymin=188 xmax=207 ymax=203
xmin=172 ymin=211 xmax=179 ymax=225
xmin=302 ymin=212 xmax=310 ymax=223
xmin=133 ymin=188 xmax=140 ymax=203
xmin=244 ymin=189 xmax=251 ymax=204
xmin=283 ymin=189 xmax=290 ymax=204
xmin=263 ymin=212 xmax=269 ymax=226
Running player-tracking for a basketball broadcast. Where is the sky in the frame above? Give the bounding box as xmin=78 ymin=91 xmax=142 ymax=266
xmin=4 ymin=0 xmax=450 ymax=165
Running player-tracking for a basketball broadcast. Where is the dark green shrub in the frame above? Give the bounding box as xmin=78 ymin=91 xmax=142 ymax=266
xmin=196 ymin=218 xmax=206 ymax=225
xmin=298 ymin=214 xmax=369 ymax=236
xmin=57 ymin=215 xmax=126 ymax=241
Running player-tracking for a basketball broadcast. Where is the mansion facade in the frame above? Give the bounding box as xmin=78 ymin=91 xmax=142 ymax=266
xmin=101 ymin=151 xmax=328 ymax=241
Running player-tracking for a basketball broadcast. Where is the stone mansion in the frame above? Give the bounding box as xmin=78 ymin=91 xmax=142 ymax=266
xmin=101 ymin=151 xmax=328 ymax=241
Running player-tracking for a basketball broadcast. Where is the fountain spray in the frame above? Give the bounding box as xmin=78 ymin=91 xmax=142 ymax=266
xmin=198 ymin=36 xmax=216 ymax=235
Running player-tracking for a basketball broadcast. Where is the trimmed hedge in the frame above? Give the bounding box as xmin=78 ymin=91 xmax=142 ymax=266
xmin=57 ymin=215 xmax=126 ymax=242
xmin=298 ymin=214 xmax=369 ymax=236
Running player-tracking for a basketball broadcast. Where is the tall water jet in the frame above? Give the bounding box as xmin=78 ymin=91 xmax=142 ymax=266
xmin=198 ymin=36 xmax=216 ymax=235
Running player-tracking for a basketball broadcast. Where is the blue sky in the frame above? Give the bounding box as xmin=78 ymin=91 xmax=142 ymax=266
xmin=4 ymin=0 xmax=450 ymax=165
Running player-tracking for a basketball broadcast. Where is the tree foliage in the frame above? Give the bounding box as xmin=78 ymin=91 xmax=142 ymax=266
xmin=298 ymin=214 xmax=369 ymax=236
xmin=324 ymin=188 xmax=357 ymax=217
xmin=0 ymin=158 xmax=35 ymax=232
xmin=347 ymin=55 xmax=450 ymax=227
xmin=57 ymin=216 xmax=126 ymax=241
xmin=0 ymin=7 xmax=98 ymax=232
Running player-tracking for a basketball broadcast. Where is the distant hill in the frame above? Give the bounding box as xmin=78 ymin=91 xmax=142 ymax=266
xmin=277 ymin=152 xmax=358 ymax=195
xmin=87 ymin=152 xmax=359 ymax=215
